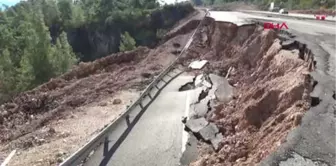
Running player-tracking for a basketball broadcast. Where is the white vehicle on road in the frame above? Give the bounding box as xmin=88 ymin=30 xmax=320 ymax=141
xmin=279 ymin=8 xmax=288 ymax=14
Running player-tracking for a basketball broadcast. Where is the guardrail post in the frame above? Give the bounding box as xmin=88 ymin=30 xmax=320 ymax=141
xmin=160 ymin=79 xmax=167 ymax=83
xmin=103 ymin=136 xmax=109 ymax=157
xmin=125 ymin=114 xmax=130 ymax=126
xmin=166 ymin=73 xmax=173 ymax=78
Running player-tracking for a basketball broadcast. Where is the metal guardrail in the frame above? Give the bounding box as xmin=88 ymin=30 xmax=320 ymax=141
xmin=241 ymin=10 xmax=336 ymax=23
xmin=60 ymin=10 xmax=210 ymax=166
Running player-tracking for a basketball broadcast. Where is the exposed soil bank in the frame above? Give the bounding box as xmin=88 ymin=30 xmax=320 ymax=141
xmin=0 ymin=13 xmax=202 ymax=165
xmin=181 ymin=17 xmax=313 ymax=166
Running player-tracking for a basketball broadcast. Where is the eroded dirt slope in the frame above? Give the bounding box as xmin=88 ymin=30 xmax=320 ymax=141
xmin=0 ymin=13 xmax=202 ymax=165
xmin=180 ymin=17 xmax=313 ymax=166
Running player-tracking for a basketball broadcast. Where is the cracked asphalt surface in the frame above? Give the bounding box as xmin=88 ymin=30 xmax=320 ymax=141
xmin=240 ymin=12 xmax=336 ymax=166
xmin=197 ymin=11 xmax=335 ymax=166
xmin=81 ymin=71 xmax=229 ymax=166
xmin=83 ymin=74 xmax=193 ymax=166
xmin=76 ymin=11 xmax=335 ymax=166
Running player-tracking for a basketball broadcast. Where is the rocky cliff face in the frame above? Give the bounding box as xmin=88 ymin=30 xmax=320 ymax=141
xmin=62 ymin=5 xmax=195 ymax=62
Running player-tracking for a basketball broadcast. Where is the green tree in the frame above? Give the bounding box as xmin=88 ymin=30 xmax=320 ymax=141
xmin=17 ymin=10 xmax=56 ymax=90
xmin=119 ymin=31 xmax=136 ymax=52
xmin=0 ymin=3 xmax=77 ymax=97
xmin=0 ymin=49 xmax=18 ymax=95
xmin=41 ymin=0 xmax=61 ymax=27
xmin=51 ymin=32 xmax=77 ymax=75
xmin=57 ymin=0 xmax=74 ymax=28
xmin=0 ymin=0 xmax=195 ymax=101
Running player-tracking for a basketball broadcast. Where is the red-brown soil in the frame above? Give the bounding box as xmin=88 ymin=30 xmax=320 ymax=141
xmin=181 ymin=17 xmax=313 ymax=166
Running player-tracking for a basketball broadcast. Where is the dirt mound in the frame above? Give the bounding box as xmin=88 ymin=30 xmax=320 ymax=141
xmin=162 ymin=19 xmax=200 ymax=44
xmin=183 ymin=17 xmax=313 ymax=165
xmin=0 ymin=47 xmax=148 ymax=143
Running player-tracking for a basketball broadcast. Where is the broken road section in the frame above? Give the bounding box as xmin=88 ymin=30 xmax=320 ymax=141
xmin=177 ymin=16 xmax=314 ymax=166
xmin=181 ymin=69 xmax=233 ymax=153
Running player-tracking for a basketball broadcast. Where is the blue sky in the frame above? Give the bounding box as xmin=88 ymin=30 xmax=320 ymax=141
xmin=0 ymin=0 xmax=21 ymax=7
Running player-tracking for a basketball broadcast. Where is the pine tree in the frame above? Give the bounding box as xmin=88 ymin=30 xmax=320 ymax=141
xmin=51 ymin=32 xmax=77 ymax=75
xmin=0 ymin=49 xmax=17 ymax=95
xmin=0 ymin=0 xmax=199 ymax=100
xmin=17 ymin=10 xmax=55 ymax=90
xmin=119 ymin=31 xmax=136 ymax=52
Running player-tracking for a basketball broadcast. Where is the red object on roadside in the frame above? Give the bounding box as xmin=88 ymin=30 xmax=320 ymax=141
xmin=315 ymin=15 xmax=326 ymax=20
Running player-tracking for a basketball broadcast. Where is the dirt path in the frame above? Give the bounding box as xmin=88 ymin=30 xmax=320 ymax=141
xmin=6 ymin=90 xmax=140 ymax=166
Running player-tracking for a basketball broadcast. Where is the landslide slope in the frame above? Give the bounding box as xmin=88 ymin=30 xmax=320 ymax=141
xmin=181 ymin=17 xmax=314 ymax=166
xmin=0 ymin=11 xmax=203 ymax=166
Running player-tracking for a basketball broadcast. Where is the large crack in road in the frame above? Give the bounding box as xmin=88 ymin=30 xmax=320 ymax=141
xmin=64 ymin=11 xmax=336 ymax=166
xmin=174 ymin=13 xmax=334 ymax=166
xmin=3 ymin=9 xmax=335 ymax=166
xmin=180 ymin=72 xmax=232 ymax=150
xmin=81 ymin=11 xmax=335 ymax=166
xmin=212 ymin=12 xmax=336 ymax=166
xmin=260 ymin=24 xmax=336 ymax=166
xmin=179 ymin=72 xmax=233 ymax=166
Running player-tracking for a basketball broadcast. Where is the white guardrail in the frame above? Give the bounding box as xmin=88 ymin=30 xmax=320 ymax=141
xmin=60 ymin=10 xmax=210 ymax=166
xmin=240 ymin=10 xmax=336 ymax=22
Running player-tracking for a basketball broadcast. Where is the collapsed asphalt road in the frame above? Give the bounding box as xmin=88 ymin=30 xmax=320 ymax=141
xmin=261 ymin=20 xmax=336 ymax=166
xmin=81 ymin=71 xmax=230 ymax=166
xmin=65 ymin=11 xmax=334 ymax=166
xmin=233 ymin=11 xmax=336 ymax=166
xmin=180 ymin=73 xmax=234 ymax=165
xmin=83 ymin=73 xmax=192 ymax=166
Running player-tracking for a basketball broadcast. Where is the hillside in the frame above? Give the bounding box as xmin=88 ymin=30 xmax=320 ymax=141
xmin=0 ymin=0 xmax=195 ymax=103
xmin=0 ymin=7 xmax=205 ymax=165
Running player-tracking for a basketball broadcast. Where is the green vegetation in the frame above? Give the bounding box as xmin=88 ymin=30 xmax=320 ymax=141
xmin=0 ymin=4 xmax=77 ymax=98
xmin=119 ymin=32 xmax=136 ymax=52
xmin=0 ymin=0 xmax=195 ymax=102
